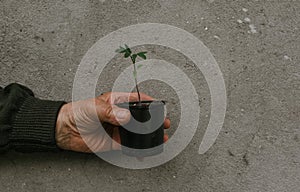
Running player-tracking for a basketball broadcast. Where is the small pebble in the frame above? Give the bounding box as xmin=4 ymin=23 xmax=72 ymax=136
xmin=249 ymin=24 xmax=257 ymax=33
xmin=284 ymin=55 xmax=291 ymax=60
xmin=242 ymin=8 xmax=248 ymax=12
xmin=237 ymin=19 xmax=243 ymax=24
xmin=213 ymin=35 xmax=221 ymax=40
xmin=244 ymin=17 xmax=251 ymax=23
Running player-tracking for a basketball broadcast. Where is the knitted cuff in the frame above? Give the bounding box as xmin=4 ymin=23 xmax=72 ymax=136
xmin=10 ymin=96 xmax=66 ymax=152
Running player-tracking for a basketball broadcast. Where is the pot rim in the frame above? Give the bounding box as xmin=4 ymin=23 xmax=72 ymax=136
xmin=117 ymin=100 xmax=166 ymax=109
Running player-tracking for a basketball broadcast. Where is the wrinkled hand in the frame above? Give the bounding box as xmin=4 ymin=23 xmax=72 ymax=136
xmin=55 ymin=92 xmax=170 ymax=153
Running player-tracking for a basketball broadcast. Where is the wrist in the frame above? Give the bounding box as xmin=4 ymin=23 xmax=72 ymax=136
xmin=55 ymin=103 xmax=71 ymax=150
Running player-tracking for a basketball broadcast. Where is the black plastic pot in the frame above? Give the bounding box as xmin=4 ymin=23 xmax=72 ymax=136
xmin=117 ymin=100 xmax=165 ymax=157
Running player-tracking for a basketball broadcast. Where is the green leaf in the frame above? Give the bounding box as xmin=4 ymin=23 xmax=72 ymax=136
xmin=115 ymin=47 xmax=125 ymax=53
xmin=124 ymin=51 xmax=131 ymax=58
xmin=126 ymin=48 xmax=132 ymax=55
xmin=137 ymin=64 xmax=143 ymax=69
xmin=131 ymin=54 xmax=137 ymax=63
xmin=137 ymin=52 xmax=147 ymax=59
xmin=123 ymin=44 xmax=132 ymax=55
xmin=138 ymin=54 xmax=146 ymax=59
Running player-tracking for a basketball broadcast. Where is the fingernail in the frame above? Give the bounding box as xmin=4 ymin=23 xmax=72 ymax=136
xmin=116 ymin=110 xmax=129 ymax=119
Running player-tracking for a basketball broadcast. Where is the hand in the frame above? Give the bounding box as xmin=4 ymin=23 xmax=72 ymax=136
xmin=55 ymin=92 xmax=171 ymax=153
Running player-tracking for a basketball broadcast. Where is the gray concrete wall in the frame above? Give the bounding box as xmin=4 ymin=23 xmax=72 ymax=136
xmin=0 ymin=0 xmax=299 ymax=191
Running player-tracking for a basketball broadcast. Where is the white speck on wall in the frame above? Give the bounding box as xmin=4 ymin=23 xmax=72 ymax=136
xmin=249 ymin=24 xmax=257 ymax=33
xmin=242 ymin=8 xmax=248 ymax=12
xmin=204 ymin=26 xmax=208 ymax=30
xmin=244 ymin=17 xmax=251 ymax=23
xmin=284 ymin=55 xmax=291 ymax=60
xmin=213 ymin=35 xmax=221 ymax=40
xmin=237 ymin=19 xmax=243 ymax=24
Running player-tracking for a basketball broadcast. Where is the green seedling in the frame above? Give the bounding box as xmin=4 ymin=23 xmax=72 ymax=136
xmin=115 ymin=44 xmax=147 ymax=104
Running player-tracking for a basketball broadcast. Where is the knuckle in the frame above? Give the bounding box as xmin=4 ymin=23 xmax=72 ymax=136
xmin=104 ymin=105 xmax=113 ymax=121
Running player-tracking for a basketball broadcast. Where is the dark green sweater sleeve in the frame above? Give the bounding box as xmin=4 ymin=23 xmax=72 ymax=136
xmin=0 ymin=83 xmax=66 ymax=152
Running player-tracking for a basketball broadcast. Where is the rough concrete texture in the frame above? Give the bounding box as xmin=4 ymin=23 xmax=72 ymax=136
xmin=0 ymin=0 xmax=299 ymax=191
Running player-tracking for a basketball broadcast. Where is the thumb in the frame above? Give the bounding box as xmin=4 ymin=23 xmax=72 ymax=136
xmin=97 ymin=103 xmax=131 ymax=126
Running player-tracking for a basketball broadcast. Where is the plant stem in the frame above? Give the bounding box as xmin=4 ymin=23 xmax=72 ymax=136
xmin=131 ymin=56 xmax=141 ymax=104
xmin=133 ymin=64 xmax=141 ymax=103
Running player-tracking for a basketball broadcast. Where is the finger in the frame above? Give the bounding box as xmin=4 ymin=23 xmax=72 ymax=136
xmin=164 ymin=118 xmax=171 ymax=129
xmin=164 ymin=134 xmax=169 ymax=142
xmin=96 ymin=102 xmax=131 ymax=126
